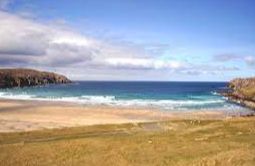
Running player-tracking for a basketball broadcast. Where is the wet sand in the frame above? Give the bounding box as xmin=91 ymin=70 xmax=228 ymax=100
xmin=0 ymin=99 xmax=246 ymax=132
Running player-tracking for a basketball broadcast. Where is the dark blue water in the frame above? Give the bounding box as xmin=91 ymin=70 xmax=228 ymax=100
xmin=0 ymin=81 xmax=247 ymax=111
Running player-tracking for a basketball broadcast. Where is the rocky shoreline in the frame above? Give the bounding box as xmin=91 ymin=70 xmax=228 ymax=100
xmin=222 ymin=77 xmax=255 ymax=110
xmin=0 ymin=68 xmax=71 ymax=88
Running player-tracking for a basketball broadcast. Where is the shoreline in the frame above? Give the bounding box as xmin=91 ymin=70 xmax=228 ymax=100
xmin=0 ymin=99 xmax=254 ymax=133
xmin=222 ymin=92 xmax=255 ymax=111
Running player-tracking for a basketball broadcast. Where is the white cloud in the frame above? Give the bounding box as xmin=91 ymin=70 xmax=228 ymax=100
xmin=213 ymin=53 xmax=255 ymax=67
xmin=104 ymin=58 xmax=184 ymax=70
xmin=213 ymin=54 xmax=240 ymax=62
xmin=0 ymin=11 xmax=176 ymax=69
xmin=0 ymin=11 xmax=240 ymax=80
xmin=0 ymin=11 xmax=98 ymax=66
xmin=244 ymin=56 xmax=255 ymax=66
xmin=0 ymin=12 xmax=50 ymax=55
xmin=51 ymin=35 xmax=91 ymax=47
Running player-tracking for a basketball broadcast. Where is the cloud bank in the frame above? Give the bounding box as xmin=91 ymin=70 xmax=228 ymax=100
xmin=0 ymin=11 xmax=242 ymax=80
xmin=213 ymin=54 xmax=255 ymax=67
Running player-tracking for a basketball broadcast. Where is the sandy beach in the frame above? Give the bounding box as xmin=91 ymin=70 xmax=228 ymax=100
xmin=0 ymin=99 xmax=243 ymax=132
xmin=1 ymin=99 xmax=254 ymax=165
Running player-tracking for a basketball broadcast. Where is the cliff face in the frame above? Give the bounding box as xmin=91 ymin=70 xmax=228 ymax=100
xmin=223 ymin=77 xmax=255 ymax=110
xmin=228 ymin=78 xmax=255 ymax=101
xmin=0 ymin=68 xmax=71 ymax=88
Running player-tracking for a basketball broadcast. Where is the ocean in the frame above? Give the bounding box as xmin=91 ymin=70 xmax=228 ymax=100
xmin=0 ymin=81 xmax=251 ymax=112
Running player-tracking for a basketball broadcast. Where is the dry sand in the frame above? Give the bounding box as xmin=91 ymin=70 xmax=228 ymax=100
xmin=0 ymin=99 xmax=234 ymax=132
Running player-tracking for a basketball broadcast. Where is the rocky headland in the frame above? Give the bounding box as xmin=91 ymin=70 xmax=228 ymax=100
xmin=222 ymin=77 xmax=255 ymax=110
xmin=0 ymin=68 xmax=71 ymax=88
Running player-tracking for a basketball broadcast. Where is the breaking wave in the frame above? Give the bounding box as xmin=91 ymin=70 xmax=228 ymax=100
xmin=0 ymin=91 xmax=237 ymax=110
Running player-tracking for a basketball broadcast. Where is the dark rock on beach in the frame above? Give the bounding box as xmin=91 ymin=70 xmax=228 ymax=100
xmin=222 ymin=77 xmax=255 ymax=110
xmin=0 ymin=68 xmax=71 ymax=88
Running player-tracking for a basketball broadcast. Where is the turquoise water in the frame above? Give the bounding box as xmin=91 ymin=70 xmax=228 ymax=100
xmin=0 ymin=81 xmax=251 ymax=112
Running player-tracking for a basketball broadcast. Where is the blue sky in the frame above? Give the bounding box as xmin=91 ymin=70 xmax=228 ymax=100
xmin=0 ymin=0 xmax=255 ymax=81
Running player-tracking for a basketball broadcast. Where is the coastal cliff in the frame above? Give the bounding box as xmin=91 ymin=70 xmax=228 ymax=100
xmin=0 ymin=68 xmax=71 ymax=88
xmin=223 ymin=77 xmax=255 ymax=110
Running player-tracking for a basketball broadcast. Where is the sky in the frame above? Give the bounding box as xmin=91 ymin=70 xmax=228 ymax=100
xmin=0 ymin=0 xmax=254 ymax=81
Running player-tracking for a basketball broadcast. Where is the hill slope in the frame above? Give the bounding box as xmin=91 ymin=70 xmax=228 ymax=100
xmin=0 ymin=68 xmax=71 ymax=88
xmin=223 ymin=77 xmax=255 ymax=110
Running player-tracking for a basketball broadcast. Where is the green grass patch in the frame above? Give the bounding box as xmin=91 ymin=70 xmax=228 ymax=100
xmin=0 ymin=118 xmax=255 ymax=166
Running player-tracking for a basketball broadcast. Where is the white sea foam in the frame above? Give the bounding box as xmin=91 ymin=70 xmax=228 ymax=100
xmin=0 ymin=91 xmax=231 ymax=110
xmin=0 ymin=92 xmax=116 ymax=104
xmin=211 ymin=91 xmax=218 ymax=95
xmin=0 ymin=92 xmax=36 ymax=100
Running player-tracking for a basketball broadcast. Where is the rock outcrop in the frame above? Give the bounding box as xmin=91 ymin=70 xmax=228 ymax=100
xmin=222 ymin=77 xmax=255 ymax=110
xmin=0 ymin=68 xmax=71 ymax=88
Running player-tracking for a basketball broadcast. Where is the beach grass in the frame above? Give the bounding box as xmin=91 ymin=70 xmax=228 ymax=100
xmin=0 ymin=117 xmax=255 ymax=166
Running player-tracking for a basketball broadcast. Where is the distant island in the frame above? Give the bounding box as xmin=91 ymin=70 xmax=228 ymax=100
xmin=223 ymin=77 xmax=255 ymax=110
xmin=0 ymin=68 xmax=71 ymax=88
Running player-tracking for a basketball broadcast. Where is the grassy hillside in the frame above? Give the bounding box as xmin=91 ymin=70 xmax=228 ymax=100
xmin=0 ymin=68 xmax=71 ymax=88
xmin=0 ymin=118 xmax=255 ymax=166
